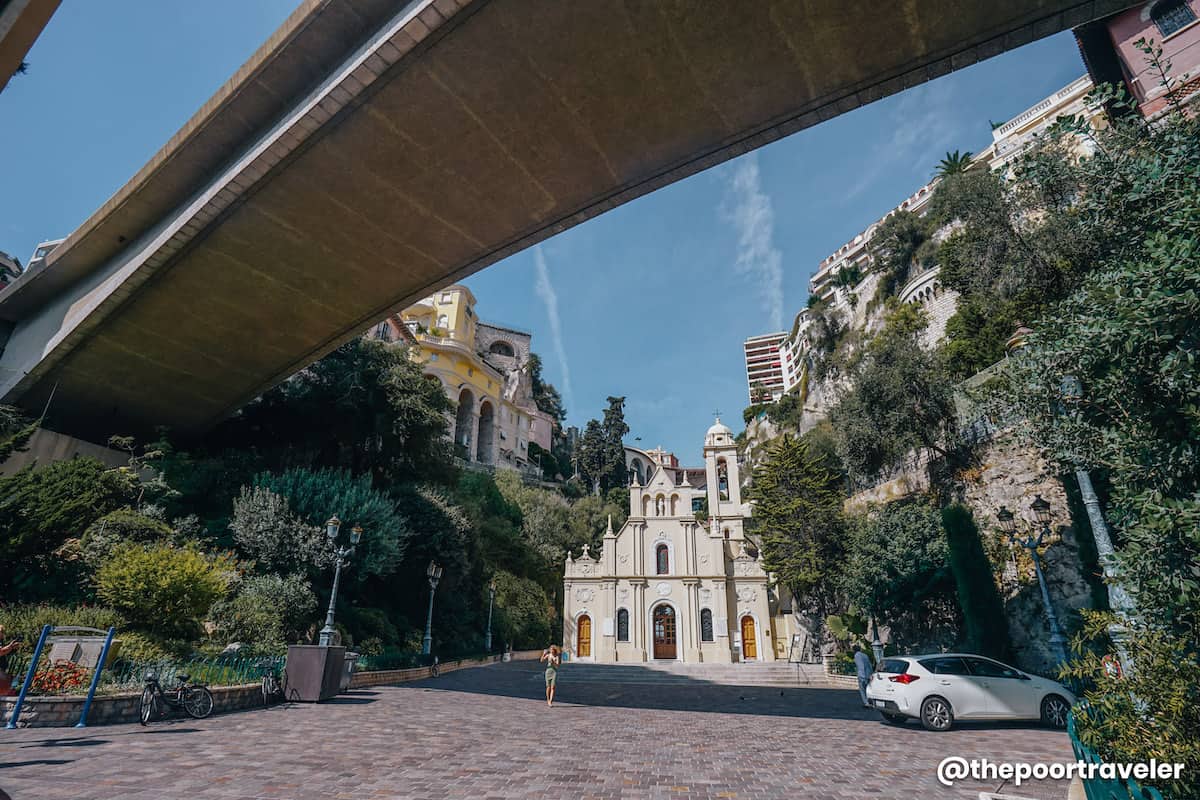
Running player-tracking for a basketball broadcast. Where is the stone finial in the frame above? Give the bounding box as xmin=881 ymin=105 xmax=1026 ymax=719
xmin=605 ymin=514 xmax=614 ymax=536
xmin=566 ymin=549 xmax=574 ymax=564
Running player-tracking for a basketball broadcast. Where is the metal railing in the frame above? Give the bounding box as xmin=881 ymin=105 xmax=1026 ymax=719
xmin=3 ymin=651 xmax=284 ymax=696
xmin=1067 ymin=709 xmax=1166 ymax=800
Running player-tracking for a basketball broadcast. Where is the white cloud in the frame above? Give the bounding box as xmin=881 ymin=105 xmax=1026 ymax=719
xmin=533 ymin=246 xmax=574 ymax=411
xmin=843 ymin=80 xmax=966 ymax=201
xmin=722 ymin=154 xmax=784 ymax=331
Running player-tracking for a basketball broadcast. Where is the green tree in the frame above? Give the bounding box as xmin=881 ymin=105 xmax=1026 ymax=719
xmin=576 ymin=419 xmax=607 ymax=495
xmin=747 ymin=435 xmax=845 ymax=624
xmin=601 ymin=396 xmax=630 ymax=491
xmin=942 ymin=504 xmax=1010 ymax=660
xmin=0 ymin=458 xmax=140 ymax=601
xmin=493 ymin=469 xmax=572 ymax=566
xmin=95 ymin=543 xmax=233 ymax=640
xmin=209 ymin=573 xmax=317 ymax=651
xmin=866 ymin=209 xmax=936 ymax=303
xmin=80 ymin=508 xmax=176 ymax=567
xmin=491 ymin=569 xmax=554 ymax=649
xmin=213 ymin=338 xmax=454 ymax=485
xmin=829 ymin=304 xmax=957 ymax=484
xmin=255 ymin=467 xmax=410 ymax=579
xmin=228 ymin=486 xmax=326 ymax=576
xmin=842 ymin=503 xmax=957 ymax=650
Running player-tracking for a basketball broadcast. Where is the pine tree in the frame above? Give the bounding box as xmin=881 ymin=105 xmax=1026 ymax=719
xmin=600 ymin=396 xmax=629 ymax=492
xmin=576 ymin=420 xmax=607 ymax=495
xmin=747 ymin=434 xmax=844 ymax=621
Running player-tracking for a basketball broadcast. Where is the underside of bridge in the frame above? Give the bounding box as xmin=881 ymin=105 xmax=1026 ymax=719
xmin=0 ymin=0 xmax=1131 ymax=437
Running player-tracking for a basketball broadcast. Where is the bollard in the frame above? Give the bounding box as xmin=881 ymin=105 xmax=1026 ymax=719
xmin=76 ymin=627 xmax=116 ymax=728
xmin=5 ymin=624 xmax=51 ymax=729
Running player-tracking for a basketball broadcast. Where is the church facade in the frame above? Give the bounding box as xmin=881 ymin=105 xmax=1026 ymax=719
xmin=562 ymin=420 xmax=777 ymax=663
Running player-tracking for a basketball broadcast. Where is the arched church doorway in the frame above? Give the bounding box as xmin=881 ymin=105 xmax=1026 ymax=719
xmin=476 ymin=401 xmax=495 ymax=464
xmin=740 ymin=615 xmax=757 ymax=661
xmin=652 ymin=604 xmax=677 ymax=660
xmin=576 ymin=615 xmax=592 ymax=658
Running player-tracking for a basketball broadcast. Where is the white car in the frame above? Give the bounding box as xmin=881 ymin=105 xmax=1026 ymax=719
xmin=865 ymin=653 xmax=1075 ymax=731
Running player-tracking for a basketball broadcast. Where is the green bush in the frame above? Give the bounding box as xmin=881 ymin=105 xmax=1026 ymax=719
xmin=113 ymin=631 xmax=187 ymax=662
xmin=208 ymin=573 xmax=316 ymax=649
xmin=95 ymin=543 xmax=232 ymax=640
xmin=0 ymin=604 xmax=124 ymax=644
xmin=80 ymin=507 xmax=174 ymax=566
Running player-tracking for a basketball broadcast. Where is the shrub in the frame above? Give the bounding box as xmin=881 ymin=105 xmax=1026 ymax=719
xmin=113 ymin=631 xmax=185 ymax=663
xmin=1061 ymin=613 xmax=1200 ymax=799
xmin=208 ymin=573 xmax=316 ymax=649
xmin=79 ymin=507 xmax=174 ymax=566
xmin=0 ymin=604 xmax=124 ymax=644
xmin=95 ymin=543 xmax=232 ymax=640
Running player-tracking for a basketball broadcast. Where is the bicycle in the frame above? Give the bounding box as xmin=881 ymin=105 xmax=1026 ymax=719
xmin=139 ymin=672 xmax=214 ymax=725
xmin=260 ymin=661 xmax=288 ymax=707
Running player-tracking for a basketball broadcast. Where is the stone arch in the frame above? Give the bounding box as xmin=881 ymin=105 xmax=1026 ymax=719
xmin=655 ymin=494 xmax=666 ymax=516
xmin=476 ymin=401 xmax=495 ymax=464
xmin=488 ymin=340 xmax=515 ymax=357
xmin=716 ymin=458 xmax=730 ymax=501
xmin=642 ymin=494 xmax=652 ymax=517
xmin=670 ymin=494 xmax=680 ymax=516
xmin=454 ymin=388 xmax=475 ymax=456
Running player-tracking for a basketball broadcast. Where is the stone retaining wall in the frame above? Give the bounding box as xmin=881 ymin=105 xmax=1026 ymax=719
xmin=2 ymin=650 xmax=546 ymax=728
xmin=0 ymin=683 xmax=261 ymax=728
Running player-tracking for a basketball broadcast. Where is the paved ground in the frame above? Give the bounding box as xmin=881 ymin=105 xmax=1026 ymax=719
xmin=0 ymin=660 xmax=1075 ymax=800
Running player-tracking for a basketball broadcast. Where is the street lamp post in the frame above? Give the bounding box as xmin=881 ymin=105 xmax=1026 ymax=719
xmin=997 ymin=497 xmax=1068 ymax=666
xmin=318 ymin=517 xmax=363 ymax=647
xmin=484 ymin=579 xmax=496 ymax=653
xmin=422 ymin=560 xmax=444 ymax=656
xmin=1057 ymin=375 xmax=1135 ymax=669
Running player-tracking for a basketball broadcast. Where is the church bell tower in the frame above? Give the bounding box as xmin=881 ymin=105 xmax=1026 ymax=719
xmin=703 ymin=418 xmax=744 ymax=540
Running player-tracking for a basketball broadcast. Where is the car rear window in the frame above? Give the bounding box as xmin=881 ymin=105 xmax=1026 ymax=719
xmin=877 ymin=658 xmax=909 ymax=674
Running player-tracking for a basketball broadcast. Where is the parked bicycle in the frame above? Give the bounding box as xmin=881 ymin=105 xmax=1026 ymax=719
xmin=139 ymin=672 xmax=214 ymax=725
xmin=260 ymin=661 xmax=288 ymax=707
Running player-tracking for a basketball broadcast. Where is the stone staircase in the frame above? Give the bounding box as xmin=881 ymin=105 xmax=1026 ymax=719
xmin=555 ymin=660 xmax=831 ymax=687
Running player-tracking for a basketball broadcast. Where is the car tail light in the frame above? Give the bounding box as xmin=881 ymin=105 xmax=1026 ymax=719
xmin=888 ymin=674 xmax=920 ymax=684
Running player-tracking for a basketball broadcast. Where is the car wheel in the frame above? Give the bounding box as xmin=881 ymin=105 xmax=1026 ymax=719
xmin=880 ymin=711 xmax=907 ymax=726
xmin=920 ymin=696 xmax=954 ymax=731
xmin=1041 ymin=694 xmax=1070 ymax=729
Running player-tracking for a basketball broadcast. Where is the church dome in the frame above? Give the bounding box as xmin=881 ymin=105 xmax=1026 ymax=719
xmin=705 ymin=417 xmax=733 ymax=447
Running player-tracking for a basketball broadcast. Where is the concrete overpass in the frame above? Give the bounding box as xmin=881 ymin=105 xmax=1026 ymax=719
xmin=0 ymin=0 xmax=1131 ymax=437
xmin=0 ymin=0 xmax=60 ymax=91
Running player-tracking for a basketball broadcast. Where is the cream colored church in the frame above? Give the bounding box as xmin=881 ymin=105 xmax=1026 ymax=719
xmin=562 ymin=420 xmax=779 ymax=663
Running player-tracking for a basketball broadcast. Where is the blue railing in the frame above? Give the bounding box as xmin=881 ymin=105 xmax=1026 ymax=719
xmin=1067 ymin=710 xmax=1165 ymax=800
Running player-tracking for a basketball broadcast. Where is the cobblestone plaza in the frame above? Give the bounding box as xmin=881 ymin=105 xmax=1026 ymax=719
xmin=0 ymin=661 xmax=1075 ymax=800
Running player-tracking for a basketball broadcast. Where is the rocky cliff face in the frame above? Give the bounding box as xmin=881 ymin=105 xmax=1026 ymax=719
xmin=844 ymin=432 xmax=1101 ymax=674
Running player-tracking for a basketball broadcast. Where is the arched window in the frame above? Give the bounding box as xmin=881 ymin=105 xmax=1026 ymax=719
xmin=656 ymin=543 xmax=669 ymax=575
xmin=700 ymin=608 xmax=714 ymax=642
xmin=717 ymin=458 xmax=729 ymax=501
xmin=617 ymin=608 xmax=629 ymax=642
xmin=488 ymin=340 xmax=515 ymax=357
xmin=1152 ymin=0 xmax=1196 ymax=37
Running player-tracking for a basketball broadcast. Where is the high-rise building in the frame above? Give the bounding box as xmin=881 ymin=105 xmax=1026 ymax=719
xmin=742 ymin=332 xmax=787 ymax=403
xmin=0 ymin=250 xmax=22 ymax=290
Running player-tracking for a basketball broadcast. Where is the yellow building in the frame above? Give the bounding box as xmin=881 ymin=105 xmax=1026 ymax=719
xmin=374 ymin=286 xmax=554 ymax=474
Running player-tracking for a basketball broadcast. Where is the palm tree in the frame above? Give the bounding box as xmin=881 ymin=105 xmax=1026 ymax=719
xmin=935 ymin=150 xmax=974 ymax=177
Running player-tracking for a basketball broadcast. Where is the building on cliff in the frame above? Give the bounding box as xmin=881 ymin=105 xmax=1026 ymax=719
xmin=369 ymin=284 xmax=555 ymax=476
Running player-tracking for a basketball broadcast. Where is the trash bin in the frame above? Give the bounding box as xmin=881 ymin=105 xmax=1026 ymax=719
xmin=285 ymin=645 xmax=346 ymax=701
xmin=339 ymin=651 xmax=359 ymax=691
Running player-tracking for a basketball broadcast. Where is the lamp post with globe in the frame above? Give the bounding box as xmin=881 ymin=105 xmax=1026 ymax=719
xmin=997 ymin=497 xmax=1068 ymax=666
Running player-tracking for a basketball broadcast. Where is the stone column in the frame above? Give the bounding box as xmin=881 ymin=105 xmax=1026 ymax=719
xmin=683 ymin=578 xmax=701 ymax=662
xmin=630 ymin=579 xmax=648 ymax=661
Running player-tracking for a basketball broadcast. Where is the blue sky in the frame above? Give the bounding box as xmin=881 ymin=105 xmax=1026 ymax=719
xmin=1 ymin=3 xmax=1087 ymax=463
